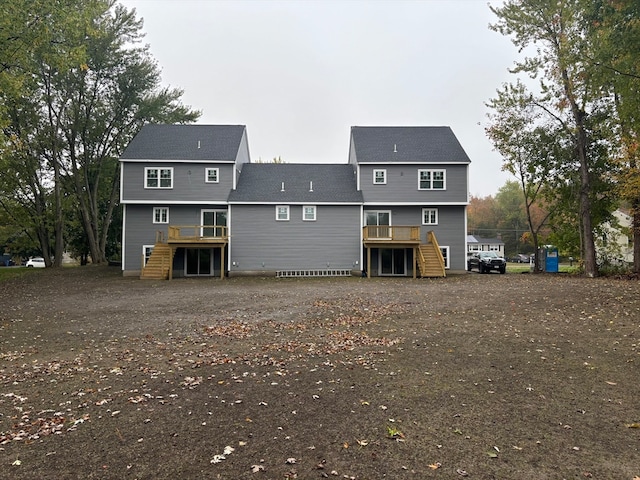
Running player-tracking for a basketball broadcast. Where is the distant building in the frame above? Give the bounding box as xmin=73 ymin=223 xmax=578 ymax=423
xmin=466 ymin=235 xmax=505 ymax=257
xmin=597 ymin=209 xmax=633 ymax=264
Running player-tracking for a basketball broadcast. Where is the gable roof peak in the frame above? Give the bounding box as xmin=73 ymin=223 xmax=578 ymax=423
xmin=350 ymin=125 xmax=471 ymax=164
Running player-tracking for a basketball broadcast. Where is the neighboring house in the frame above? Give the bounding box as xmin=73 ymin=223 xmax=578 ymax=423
xmin=120 ymin=124 xmax=471 ymax=279
xmin=466 ymin=235 xmax=505 ymax=257
xmin=597 ymin=209 xmax=633 ymax=264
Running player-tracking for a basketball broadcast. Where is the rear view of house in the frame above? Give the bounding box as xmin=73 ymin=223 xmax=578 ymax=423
xmin=120 ymin=124 xmax=249 ymax=278
xmin=119 ymin=124 xmax=471 ymax=279
xmin=350 ymin=126 xmax=470 ymax=276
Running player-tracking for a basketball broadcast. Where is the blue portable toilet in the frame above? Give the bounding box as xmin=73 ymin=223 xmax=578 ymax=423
xmin=544 ymin=246 xmax=559 ymax=273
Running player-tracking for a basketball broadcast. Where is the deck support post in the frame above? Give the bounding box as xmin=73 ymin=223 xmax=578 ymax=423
xmin=169 ymin=247 xmax=174 ymax=280
xmin=413 ymin=246 xmax=417 ymax=279
xmin=367 ymin=246 xmax=371 ymax=278
xmin=220 ymin=245 xmax=225 ymax=279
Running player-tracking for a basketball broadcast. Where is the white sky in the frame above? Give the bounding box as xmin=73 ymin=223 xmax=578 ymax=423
xmin=119 ymin=0 xmax=519 ymax=197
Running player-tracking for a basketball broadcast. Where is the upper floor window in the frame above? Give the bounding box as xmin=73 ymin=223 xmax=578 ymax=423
xmin=418 ymin=169 xmax=445 ymax=190
xmin=153 ymin=207 xmax=169 ymax=224
xmin=422 ymin=208 xmax=438 ymax=225
xmin=276 ymin=205 xmax=289 ymax=221
xmin=145 ymin=167 xmax=173 ymax=189
xmin=303 ymin=205 xmax=316 ymax=221
xmin=205 ymin=168 xmax=219 ymax=183
xmin=373 ymin=169 xmax=387 ymax=185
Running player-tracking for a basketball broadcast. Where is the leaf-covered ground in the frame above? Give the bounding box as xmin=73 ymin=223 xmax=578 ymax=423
xmin=1 ymin=267 xmax=639 ymax=479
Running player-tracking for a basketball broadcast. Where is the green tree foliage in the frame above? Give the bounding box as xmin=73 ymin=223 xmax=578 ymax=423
xmin=488 ymin=0 xmax=622 ymax=277
xmin=586 ymin=0 xmax=640 ymax=272
xmin=0 ymin=1 xmax=200 ymax=265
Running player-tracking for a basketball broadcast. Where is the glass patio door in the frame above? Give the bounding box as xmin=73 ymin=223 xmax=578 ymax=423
xmin=186 ymin=248 xmax=212 ymax=275
xmin=365 ymin=211 xmax=391 ymax=239
xmin=380 ymin=249 xmax=406 ymax=276
xmin=201 ymin=209 xmax=227 ymax=238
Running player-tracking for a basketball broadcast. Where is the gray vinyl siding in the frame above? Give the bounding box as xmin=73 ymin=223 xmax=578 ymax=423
xmin=121 ymin=162 xmax=235 ymax=203
xmin=123 ymin=204 xmax=228 ymax=272
xmin=359 ymin=164 xmax=468 ymax=203
xmin=364 ymin=205 xmax=467 ymax=271
xmin=229 ymin=205 xmax=361 ymax=272
xmin=234 ymin=129 xmax=251 ymax=166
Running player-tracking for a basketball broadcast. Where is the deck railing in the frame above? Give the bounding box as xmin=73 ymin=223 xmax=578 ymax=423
xmin=167 ymin=225 xmax=228 ymax=243
xmin=362 ymin=225 xmax=420 ymax=242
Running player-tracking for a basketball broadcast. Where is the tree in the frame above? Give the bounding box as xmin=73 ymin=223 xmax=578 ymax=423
xmin=0 ymin=1 xmax=200 ymax=265
xmin=586 ymin=0 xmax=640 ymax=272
xmin=467 ymin=194 xmax=500 ymax=235
xmin=490 ymin=0 xmax=612 ymax=277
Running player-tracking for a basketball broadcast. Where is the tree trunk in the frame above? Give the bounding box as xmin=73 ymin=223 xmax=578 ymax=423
xmin=633 ymin=201 xmax=640 ymax=274
xmin=561 ymin=64 xmax=597 ymax=277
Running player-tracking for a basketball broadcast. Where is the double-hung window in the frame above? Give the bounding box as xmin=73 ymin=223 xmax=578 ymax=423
xmin=422 ymin=208 xmax=438 ymax=225
xmin=276 ymin=205 xmax=290 ymax=221
xmin=303 ymin=205 xmax=316 ymax=221
xmin=153 ymin=207 xmax=169 ymax=224
xmin=373 ymin=169 xmax=387 ymax=185
xmin=418 ymin=169 xmax=445 ymax=190
xmin=145 ymin=167 xmax=173 ymax=188
xmin=205 ymin=168 xmax=219 ymax=183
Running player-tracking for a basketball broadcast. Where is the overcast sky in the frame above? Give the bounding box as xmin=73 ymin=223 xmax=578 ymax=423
xmin=119 ymin=0 xmax=519 ymax=197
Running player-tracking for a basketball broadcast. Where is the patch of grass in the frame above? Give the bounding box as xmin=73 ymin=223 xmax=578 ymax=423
xmin=0 ymin=267 xmax=28 ymax=282
xmin=506 ymin=263 xmax=579 ymax=274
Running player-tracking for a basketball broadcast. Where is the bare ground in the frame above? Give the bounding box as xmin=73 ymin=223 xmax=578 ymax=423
xmin=1 ymin=266 xmax=639 ymax=479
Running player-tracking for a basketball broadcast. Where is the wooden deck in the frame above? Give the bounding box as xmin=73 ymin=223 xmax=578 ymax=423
xmin=362 ymin=227 xmax=445 ymax=279
xmin=362 ymin=225 xmax=421 ymax=247
xmin=167 ymin=225 xmax=228 ymax=246
xmin=141 ymin=226 xmax=228 ymax=280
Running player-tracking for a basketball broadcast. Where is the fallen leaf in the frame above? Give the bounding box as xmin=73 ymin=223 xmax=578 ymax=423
xmin=251 ymin=464 xmax=264 ymax=473
xmin=456 ymin=468 xmax=469 ymax=477
xmin=605 ymin=381 xmax=617 ymax=386
xmin=286 ymin=457 xmax=296 ymax=464
xmin=12 ymin=460 xmax=21 ymax=466
xmin=428 ymin=462 xmax=441 ymax=470
xmin=356 ymin=439 xmax=369 ymax=447
xmin=626 ymin=423 xmax=640 ymax=428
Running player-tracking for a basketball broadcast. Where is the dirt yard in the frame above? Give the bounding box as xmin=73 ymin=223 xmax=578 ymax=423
xmin=1 ymin=267 xmax=639 ymax=479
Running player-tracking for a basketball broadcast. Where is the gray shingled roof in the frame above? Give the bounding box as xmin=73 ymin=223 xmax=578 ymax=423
xmin=228 ymin=164 xmax=362 ymax=203
xmin=350 ymin=126 xmax=471 ymax=164
xmin=120 ymin=124 xmax=246 ymax=161
xmin=467 ymin=235 xmax=504 ymax=245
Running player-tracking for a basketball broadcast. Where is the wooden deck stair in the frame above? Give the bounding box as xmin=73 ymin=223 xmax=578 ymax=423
xmin=417 ymin=231 xmax=446 ymax=278
xmin=140 ymin=243 xmax=175 ymax=280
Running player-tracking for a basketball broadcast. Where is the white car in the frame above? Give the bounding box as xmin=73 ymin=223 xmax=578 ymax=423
xmin=25 ymin=257 xmax=46 ymax=268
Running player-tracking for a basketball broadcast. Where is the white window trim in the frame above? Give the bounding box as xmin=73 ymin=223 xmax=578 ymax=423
xmin=145 ymin=167 xmax=174 ymax=189
xmin=276 ymin=205 xmax=290 ymax=221
xmin=421 ymin=207 xmax=438 ymax=225
xmin=143 ymin=245 xmax=154 ymax=265
xmin=153 ymin=207 xmax=169 ymax=224
xmin=373 ymin=169 xmax=387 ymax=185
xmin=439 ymin=246 xmax=450 ymax=269
xmin=302 ymin=205 xmax=316 ymax=221
xmin=418 ymin=169 xmax=446 ymax=190
xmin=205 ymin=167 xmax=219 ymax=183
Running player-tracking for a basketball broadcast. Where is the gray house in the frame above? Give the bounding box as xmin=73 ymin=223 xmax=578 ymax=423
xmin=119 ymin=124 xmax=471 ymax=279
xmin=120 ymin=124 xmax=249 ymax=278
xmin=227 ymin=163 xmax=363 ymax=276
xmin=350 ymin=126 xmax=470 ymax=275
